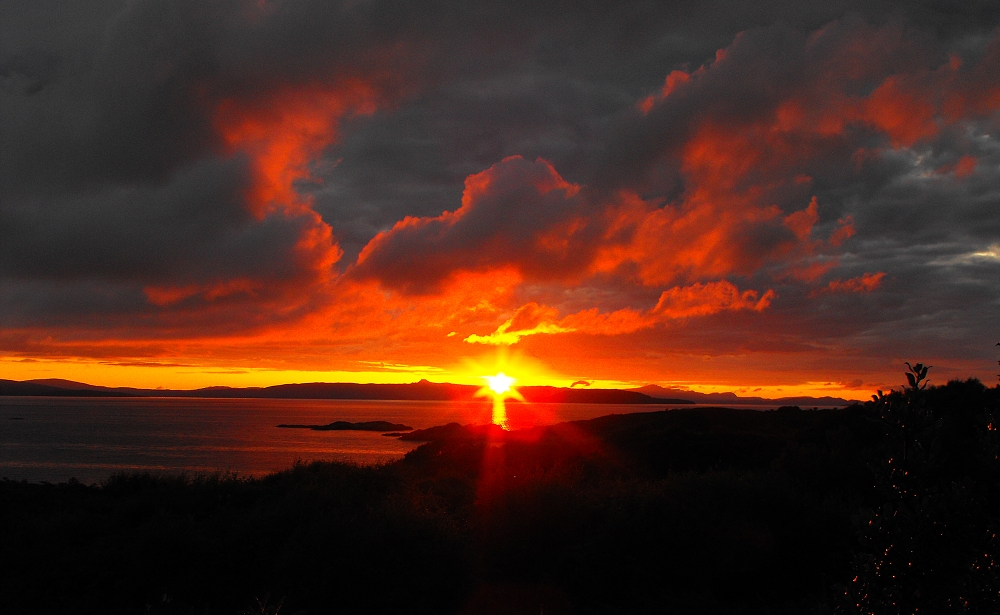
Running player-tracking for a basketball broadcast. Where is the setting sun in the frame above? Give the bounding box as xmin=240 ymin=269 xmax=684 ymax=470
xmin=484 ymin=372 xmax=516 ymax=395
xmin=3 ymin=3 xmax=998 ymax=612
xmin=474 ymin=371 xmax=525 ymax=429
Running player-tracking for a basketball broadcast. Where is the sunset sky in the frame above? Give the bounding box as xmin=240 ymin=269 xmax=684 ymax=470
xmin=2 ymin=0 xmax=999 ymax=397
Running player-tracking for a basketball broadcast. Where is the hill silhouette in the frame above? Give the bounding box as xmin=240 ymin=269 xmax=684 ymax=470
xmin=631 ymin=383 xmax=853 ymax=406
xmin=4 ymin=374 xmax=996 ymax=614
xmin=0 ymin=377 xmax=855 ymax=406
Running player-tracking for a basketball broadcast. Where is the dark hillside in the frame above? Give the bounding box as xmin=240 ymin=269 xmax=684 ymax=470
xmin=2 ymin=377 xmax=998 ymax=614
xmin=0 ymin=379 xmax=133 ymax=397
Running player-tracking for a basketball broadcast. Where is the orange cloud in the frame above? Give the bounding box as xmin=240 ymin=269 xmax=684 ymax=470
xmin=9 ymin=15 xmax=999 ymax=397
xmin=812 ymin=272 xmax=886 ymax=296
xmin=638 ymin=70 xmax=691 ymax=113
xmin=942 ymin=35 xmax=1000 ymax=121
xmin=353 ymin=156 xmax=597 ymax=292
xmin=829 ymin=217 xmax=856 ymax=246
xmin=651 ymin=281 xmax=774 ymax=318
xmin=144 ymin=279 xmax=261 ymax=307
xmin=936 ymin=155 xmax=978 ymax=178
xmin=137 ymin=80 xmax=390 ymax=317
xmin=214 ymin=80 xmax=382 ymax=218
xmin=589 ymin=190 xmax=838 ymax=287
xmin=355 ymin=153 xmax=840 ymax=296
xmin=954 ymin=156 xmax=978 ymax=178
xmin=465 ymin=280 xmax=774 ymax=345
xmin=464 ymin=303 xmax=572 ymax=345
xmin=636 ymin=19 xmax=998 ymax=187
xmin=349 ymin=21 xmax=1000 ymax=337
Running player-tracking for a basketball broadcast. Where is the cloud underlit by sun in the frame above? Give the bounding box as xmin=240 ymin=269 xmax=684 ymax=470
xmin=1 ymin=3 xmax=999 ymax=394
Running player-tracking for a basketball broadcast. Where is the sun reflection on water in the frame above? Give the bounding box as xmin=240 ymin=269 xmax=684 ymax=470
xmin=477 ymin=372 xmax=524 ymax=430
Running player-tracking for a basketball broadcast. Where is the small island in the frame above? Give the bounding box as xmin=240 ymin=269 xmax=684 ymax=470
xmin=276 ymin=420 xmax=413 ymax=432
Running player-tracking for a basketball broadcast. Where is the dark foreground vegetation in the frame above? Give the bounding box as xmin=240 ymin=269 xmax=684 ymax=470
xmin=3 ymin=370 xmax=999 ymax=614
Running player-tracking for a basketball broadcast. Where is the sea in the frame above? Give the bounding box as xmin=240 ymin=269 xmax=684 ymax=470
xmin=0 ymin=396 xmax=726 ymax=484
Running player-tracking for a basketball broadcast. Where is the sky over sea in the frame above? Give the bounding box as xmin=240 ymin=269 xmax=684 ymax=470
xmin=1 ymin=0 xmax=999 ymax=396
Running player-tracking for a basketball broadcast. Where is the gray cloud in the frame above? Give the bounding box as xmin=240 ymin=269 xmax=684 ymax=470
xmin=0 ymin=0 xmax=998 ymax=383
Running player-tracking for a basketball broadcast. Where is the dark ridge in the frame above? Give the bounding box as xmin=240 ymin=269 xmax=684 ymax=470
xmin=0 ymin=377 xmax=857 ymax=406
xmin=0 ymin=379 xmax=135 ymax=397
xmin=276 ymin=421 xmax=413 ymax=431
xmin=631 ymin=384 xmax=853 ymax=406
xmin=0 ymin=378 xmax=676 ymax=404
xmin=514 ymin=385 xmax=691 ymax=404
xmin=26 ymin=378 xmax=115 ymax=391
xmin=2 ymin=379 xmax=998 ymax=614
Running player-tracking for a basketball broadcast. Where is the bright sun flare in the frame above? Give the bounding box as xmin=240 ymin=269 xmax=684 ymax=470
xmin=484 ymin=372 xmax=516 ymax=395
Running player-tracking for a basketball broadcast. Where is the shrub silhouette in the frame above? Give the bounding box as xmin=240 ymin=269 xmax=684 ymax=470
xmin=2 ymin=376 xmax=999 ymax=614
xmin=841 ymin=365 xmax=1000 ymax=614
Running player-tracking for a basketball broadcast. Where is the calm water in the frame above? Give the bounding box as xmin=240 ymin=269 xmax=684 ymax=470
xmin=0 ymin=396 xmax=688 ymax=484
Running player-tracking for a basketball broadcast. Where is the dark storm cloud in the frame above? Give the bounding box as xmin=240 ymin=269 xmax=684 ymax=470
xmin=351 ymin=156 xmax=605 ymax=293
xmin=0 ymin=0 xmax=429 ymax=332
xmin=315 ymin=0 xmax=1000 ymax=236
xmin=345 ymin=5 xmax=998 ymax=382
xmin=0 ymin=158 xmax=251 ymax=280
xmin=1 ymin=0 xmax=999 ymax=372
xmin=0 ymin=0 xmax=444 ymax=197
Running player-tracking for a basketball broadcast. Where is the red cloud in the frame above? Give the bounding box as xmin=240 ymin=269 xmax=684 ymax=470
xmin=638 ymin=70 xmax=691 ymax=114
xmin=144 ymin=279 xmax=260 ymax=307
xmin=354 ymin=154 xmax=838 ymax=294
xmin=214 ymin=81 xmax=382 ymax=219
xmin=353 ymin=156 xmax=599 ymax=293
xmin=936 ymin=155 xmax=978 ymax=178
xmin=465 ymin=281 xmax=775 ymax=345
xmin=9 ymin=13 xmax=995 ymax=392
xmin=355 ymin=19 xmax=1000 ymax=299
xmin=812 ymin=272 xmax=886 ymax=296
xmin=651 ymin=281 xmax=774 ymax=318
xmin=630 ymin=18 xmax=1000 ymax=206
xmin=141 ymin=80 xmax=390 ymax=317
xmin=829 ymin=217 xmax=856 ymax=246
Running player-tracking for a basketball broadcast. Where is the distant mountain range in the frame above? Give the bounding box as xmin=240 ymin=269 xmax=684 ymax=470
xmin=0 ymin=378 xmax=855 ymax=407
xmin=628 ymin=384 xmax=855 ymax=407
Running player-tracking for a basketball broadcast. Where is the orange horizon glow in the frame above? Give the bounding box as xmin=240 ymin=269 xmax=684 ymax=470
xmin=4 ymin=20 xmax=997 ymax=404
xmin=0 ymin=354 xmax=929 ymax=402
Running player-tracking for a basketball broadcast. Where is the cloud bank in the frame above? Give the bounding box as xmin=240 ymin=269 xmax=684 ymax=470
xmin=2 ymin=1 xmax=999 ymax=390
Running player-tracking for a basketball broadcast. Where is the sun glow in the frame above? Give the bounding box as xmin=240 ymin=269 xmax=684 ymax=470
xmin=484 ymin=372 xmax=516 ymax=395
xmin=475 ymin=371 xmax=525 ymax=430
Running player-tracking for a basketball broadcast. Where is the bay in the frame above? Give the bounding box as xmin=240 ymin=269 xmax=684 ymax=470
xmin=0 ymin=396 xmax=687 ymax=484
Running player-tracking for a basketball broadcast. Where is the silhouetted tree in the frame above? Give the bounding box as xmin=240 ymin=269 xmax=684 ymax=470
xmin=841 ymin=364 xmax=1000 ymax=614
